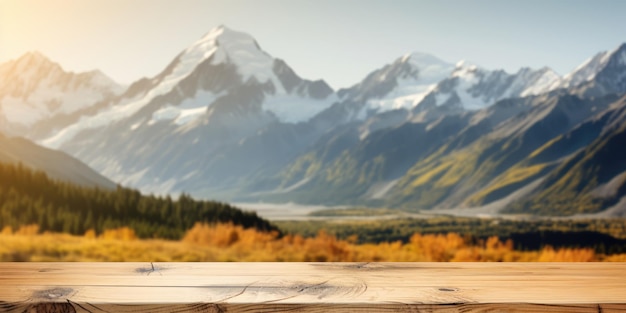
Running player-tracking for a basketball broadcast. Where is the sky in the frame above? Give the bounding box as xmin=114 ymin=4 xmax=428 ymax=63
xmin=1 ymin=0 xmax=626 ymax=89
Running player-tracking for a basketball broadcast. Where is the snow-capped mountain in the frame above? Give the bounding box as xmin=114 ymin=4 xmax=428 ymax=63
xmin=0 ymin=52 xmax=124 ymax=136
xmin=335 ymin=52 xmax=454 ymax=119
xmin=43 ymin=26 xmax=335 ymax=149
xmin=41 ymin=25 xmax=336 ymax=195
xmin=328 ymin=52 xmax=562 ymax=131
xmin=553 ymin=43 xmax=626 ymax=97
xmin=316 ymin=53 xmax=561 ymax=142
xmin=0 ymin=133 xmax=116 ymax=189
xmin=412 ymin=62 xmax=561 ymax=112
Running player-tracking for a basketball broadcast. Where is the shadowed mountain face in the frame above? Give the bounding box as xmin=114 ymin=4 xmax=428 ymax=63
xmin=4 ymin=26 xmax=626 ymax=216
xmin=506 ymin=96 xmax=626 ymax=215
xmin=0 ymin=133 xmax=115 ymax=189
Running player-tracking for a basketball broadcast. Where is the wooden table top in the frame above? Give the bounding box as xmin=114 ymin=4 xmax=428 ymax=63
xmin=1 ymin=262 xmax=625 ymax=312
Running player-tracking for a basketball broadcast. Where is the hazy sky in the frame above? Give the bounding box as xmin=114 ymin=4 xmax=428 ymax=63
xmin=2 ymin=0 xmax=626 ymax=89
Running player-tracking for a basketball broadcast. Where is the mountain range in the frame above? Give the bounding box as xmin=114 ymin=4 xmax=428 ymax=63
xmin=2 ymin=25 xmax=626 ymax=217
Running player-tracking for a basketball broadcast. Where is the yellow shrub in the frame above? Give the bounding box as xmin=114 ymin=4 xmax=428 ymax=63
xmin=0 ymin=223 xmax=616 ymax=262
xmin=99 ymin=227 xmax=137 ymax=241
xmin=15 ymin=224 xmax=39 ymax=236
xmin=537 ymin=246 xmax=596 ymax=262
xmin=1 ymin=226 xmax=12 ymax=236
xmin=84 ymin=229 xmax=96 ymax=239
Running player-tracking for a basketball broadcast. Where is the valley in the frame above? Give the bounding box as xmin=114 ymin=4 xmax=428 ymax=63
xmin=2 ymin=160 xmax=625 ymax=262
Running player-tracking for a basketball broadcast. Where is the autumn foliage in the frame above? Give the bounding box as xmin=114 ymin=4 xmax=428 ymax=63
xmin=0 ymin=223 xmax=611 ymax=262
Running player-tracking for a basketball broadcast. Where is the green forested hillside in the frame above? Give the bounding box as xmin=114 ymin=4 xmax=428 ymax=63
xmin=0 ymin=162 xmax=277 ymax=239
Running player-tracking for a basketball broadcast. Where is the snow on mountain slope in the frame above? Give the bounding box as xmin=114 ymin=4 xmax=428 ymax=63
xmin=43 ymin=26 xmax=335 ymax=149
xmin=552 ymin=43 xmax=626 ymax=96
xmin=201 ymin=26 xmax=283 ymax=90
xmin=338 ymin=52 xmax=454 ymax=113
xmin=414 ymin=61 xmax=561 ymax=110
xmin=0 ymin=52 xmax=124 ymax=128
xmin=150 ymin=25 xmax=336 ymax=121
xmin=365 ymin=53 xmax=455 ymax=111
xmin=332 ymin=53 xmax=562 ymax=130
xmin=518 ymin=67 xmax=561 ymax=96
xmin=148 ymin=90 xmax=225 ymax=126
xmin=556 ymin=46 xmax=617 ymax=89
xmin=263 ymin=93 xmax=339 ymax=122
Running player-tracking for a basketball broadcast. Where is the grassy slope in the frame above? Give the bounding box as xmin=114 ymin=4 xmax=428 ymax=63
xmin=388 ymin=96 xmax=625 ymax=214
xmin=508 ymin=120 xmax=626 ymax=215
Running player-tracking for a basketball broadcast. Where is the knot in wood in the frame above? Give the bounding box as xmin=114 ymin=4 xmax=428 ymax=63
xmin=287 ymin=277 xmax=368 ymax=300
xmin=32 ymin=288 xmax=74 ymax=301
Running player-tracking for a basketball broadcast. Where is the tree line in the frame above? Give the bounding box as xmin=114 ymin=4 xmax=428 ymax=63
xmin=0 ymin=162 xmax=277 ymax=239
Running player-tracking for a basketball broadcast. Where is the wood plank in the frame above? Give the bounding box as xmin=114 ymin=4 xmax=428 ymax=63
xmin=0 ymin=263 xmax=625 ymax=312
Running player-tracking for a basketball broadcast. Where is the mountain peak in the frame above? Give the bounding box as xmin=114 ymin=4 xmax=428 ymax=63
xmin=452 ymin=60 xmax=480 ymax=79
xmin=394 ymin=52 xmax=455 ymax=85
xmin=539 ymin=66 xmax=557 ymax=73
xmin=6 ymin=51 xmax=58 ymax=72
xmin=0 ymin=51 xmax=62 ymax=82
xmin=609 ymin=42 xmax=626 ymax=65
xmin=454 ymin=60 xmax=479 ymax=70
xmin=191 ymin=25 xmax=262 ymax=55
xmin=19 ymin=50 xmax=48 ymax=62
xmin=196 ymin=25 xmax=243 ymax=42
xmin=0 ymin=51 xmax=124 ymax=133
xmin=613 ymin=42 xmax=626 ymax=53
xmin=177 ymin=25 xmax=274 ymax=85
xmin=560 ymin=42 xmax=626 ymax=90
xmin=401 ymin=52 xmax=449 ymax=66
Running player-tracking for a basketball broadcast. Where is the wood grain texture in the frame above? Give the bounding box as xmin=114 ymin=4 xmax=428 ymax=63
xmin=0 ymin=262 xmax=625 ymax=312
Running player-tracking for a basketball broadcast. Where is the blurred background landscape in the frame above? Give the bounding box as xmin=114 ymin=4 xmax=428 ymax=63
xmin=1 ymin=0 xmax=626 ymax=261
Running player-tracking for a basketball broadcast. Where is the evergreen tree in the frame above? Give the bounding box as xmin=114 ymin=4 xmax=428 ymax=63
xmin=0 ymin=162 xmax=278 ymax=239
